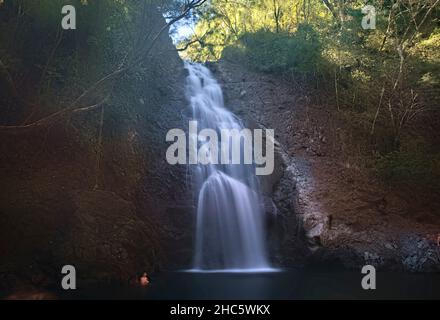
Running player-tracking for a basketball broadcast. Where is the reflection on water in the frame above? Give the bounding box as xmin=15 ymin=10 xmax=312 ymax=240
xmin=184 ymin=268 xmax=280 ymax=274
xmin=58 ymin=269 xmax=440 ymax=300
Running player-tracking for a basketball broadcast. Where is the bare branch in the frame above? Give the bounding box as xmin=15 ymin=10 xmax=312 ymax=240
xmin=0 ymin=0 xmax=207 ymax=131
xmin=0 ymin=96 xmax=109 ymax=132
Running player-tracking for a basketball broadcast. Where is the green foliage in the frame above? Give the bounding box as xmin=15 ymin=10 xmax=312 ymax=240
xmin=183 ymin=0 xmax=332 ymax=62
xmin=0 ymin=0 xmax=172 ymax=123
xmin=376 ymin=149 xmax=440 ymax=190
xmin=233 ymin=24 xmax=322 ymax=75
xmin=13 ymin=0 xmax=79 ymax=27
xmin=182 ymin=0 xmax=440 ymax=189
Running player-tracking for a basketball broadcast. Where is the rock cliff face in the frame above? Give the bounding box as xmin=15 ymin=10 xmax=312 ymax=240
xmin=207 ymin=62 xmax=311 ymax=267
xmin=0 ymin=8 xmax=192 ymax=291
xmin=212 ymin=60 xmax=440 ymax=272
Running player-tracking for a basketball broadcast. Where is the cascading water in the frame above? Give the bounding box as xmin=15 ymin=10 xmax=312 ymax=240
xmin=185 ymin=63 xmax=271 ymax=272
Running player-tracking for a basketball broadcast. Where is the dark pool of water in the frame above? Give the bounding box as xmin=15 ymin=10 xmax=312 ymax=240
xmin=62 ymin=269 xmax=440 ymax=300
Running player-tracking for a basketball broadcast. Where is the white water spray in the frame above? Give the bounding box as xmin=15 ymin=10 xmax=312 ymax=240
xmin=185 ymin=63 xmax=271 ymax=271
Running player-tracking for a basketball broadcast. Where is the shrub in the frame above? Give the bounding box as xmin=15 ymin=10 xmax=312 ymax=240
xmin=376 ymin=149 xmax=440 ymax=190
xmin=231 ymin=24 xmax=322 ymax=76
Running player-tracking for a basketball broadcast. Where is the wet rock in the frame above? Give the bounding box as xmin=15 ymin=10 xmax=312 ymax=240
xmin=205 ymin=61 xmax=219 ymax=73
xmin=400 ymin=235 xmax=440 ymax=272
xmin=307 ymin=246 xmax=364 ymax=270
xmin=364 ymin=251 xmax=383 ymax=267
xmin=384 ymin=242 xmax=396 ymax=250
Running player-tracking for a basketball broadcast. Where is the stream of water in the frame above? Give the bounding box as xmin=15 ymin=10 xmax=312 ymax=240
xmin=185 ymin=63 xmax=271 ymax=272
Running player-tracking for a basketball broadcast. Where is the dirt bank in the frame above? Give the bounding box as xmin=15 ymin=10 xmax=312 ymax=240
xmin=212 ymin=60 xmax=440 ymax=272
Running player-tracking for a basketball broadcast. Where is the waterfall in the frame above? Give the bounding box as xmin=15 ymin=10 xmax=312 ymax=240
xmin=185 ymin=63 xmax=271 ymax=271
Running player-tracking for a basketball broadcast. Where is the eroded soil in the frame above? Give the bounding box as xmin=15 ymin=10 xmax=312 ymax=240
xmin=214 ymin=60 xmax=440 ymax=271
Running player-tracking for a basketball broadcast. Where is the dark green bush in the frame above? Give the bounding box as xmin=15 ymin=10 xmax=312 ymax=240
xmin=234 ymin=24 xmax=322 ymax=76
xmin=376 ymin=149 xmax=440 ymax=189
